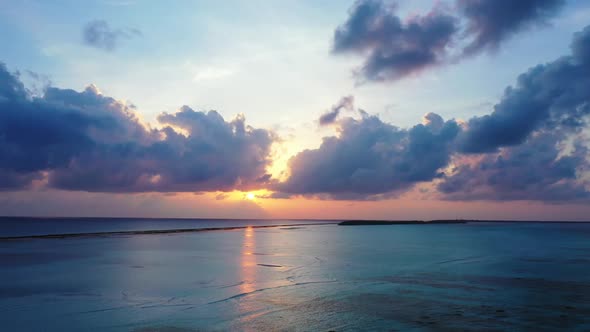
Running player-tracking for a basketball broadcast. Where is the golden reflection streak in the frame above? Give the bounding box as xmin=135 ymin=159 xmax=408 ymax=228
xmin=240 ymin=226 xmax=256 ymax=294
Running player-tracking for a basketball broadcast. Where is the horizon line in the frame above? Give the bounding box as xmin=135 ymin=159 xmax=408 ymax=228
xmin=1 ymin=216 xmax=589 ymax=223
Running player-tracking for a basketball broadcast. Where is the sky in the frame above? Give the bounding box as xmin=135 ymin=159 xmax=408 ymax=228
xmin=1 ymin=0 xmax=590 ymax=220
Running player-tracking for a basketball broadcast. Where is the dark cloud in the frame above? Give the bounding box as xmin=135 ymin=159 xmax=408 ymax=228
xmin=276 ymin=25 xmax=590 ymax=202
xmin=439 ymin=131 xmax=590 ymax=202
xmin=2 ymin=24 xmax=590 ymax=203
xmin=439 ymin=25 xmax=590 ymax=201
xmin=459 ymin=0 xmax=565 ymax=55
xmin=0 ymin=63 xmax=275 ymax=192
xmin=275 ymin=112 xmax=460 ymax=199
xmin=0 ymin=170 xmax=42 ymax=191
xmin=572 ymin=25 xmax=590 ymax=62
xmin=458 ymin=25 xmax=590 ymax=153
xmin=0 ymin=63 xmax=27 ymax=101
xmin=333 ymin=0 xmax=565 ymax=82
xmin=332 ymin=0 xmax=458 ymax=82
xmin=319 ymin=95 xmax=355 ymax=126
xmin=82 ymin=20 xmax=141 ymax=51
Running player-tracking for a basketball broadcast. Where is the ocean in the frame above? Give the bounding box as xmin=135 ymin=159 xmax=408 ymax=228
xmin=1 ymin=219 xmax=589 ymax=331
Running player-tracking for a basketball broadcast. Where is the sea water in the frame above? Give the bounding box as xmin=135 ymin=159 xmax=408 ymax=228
xmin=1 ymin=220 xmax=589 ymax=331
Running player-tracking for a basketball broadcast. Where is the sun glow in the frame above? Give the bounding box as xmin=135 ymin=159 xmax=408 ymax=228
xmin=246 ymin=192 xmax=256 ymax=200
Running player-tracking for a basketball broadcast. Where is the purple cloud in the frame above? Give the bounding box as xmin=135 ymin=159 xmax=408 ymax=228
xmin=458 ymin=24 xmax=590 ymax=153
xmin=0 ymin=64 xmax=276 ymax=192
xmin=459 ymin=0 xmax=565 ymax=55
xmin=439 ymin=131 xmax=590 ymax=202
xmin=275 ymin=112 xmax=460 ymax=199
xmin=333 ymin=0 xmax=458 ymax=82
xmin=333 ymin=0 xmax=565 ymax=82
xmin=276 ymin=25 xmax=590 ymax=201
xmin=319 ymin=95 xmax=355 ymax=126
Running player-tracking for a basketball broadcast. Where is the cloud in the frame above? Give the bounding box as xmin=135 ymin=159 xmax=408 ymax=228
xmin=439 ymin=25 xmax=590 ymax=201
xmin=439 ymin=131 xmax=590 ymax=202
xmin=319 ymin=95 xmax=355 ymax=126
xmin=0 ymin=64 xmax=27 ymax=101
xmin=458 ymin=24 xmax=590 ymax=153
xmin=275 ymin=25 xmax=590 ymax=202
xmin=275 ymin=111 xmax=460 ymax=199
xmin=459 ymin=0 xmax=565 ymax=55
xmin=332 ymin=0 xmax=458 ymax=82
xmin=215 ymin=193 xmax=229 ymax=200
xmin=0 ymin=63 xmax=276 ymax=192
xmin=82 ymin=20 xmax=141 ymax=51
xmin=2 ymin=24 xmax=590 ymax=203
xmin=332 ymin=0 xmax=565 ymax=82
xmin=0 ymin=170 xmax=43 ymax=191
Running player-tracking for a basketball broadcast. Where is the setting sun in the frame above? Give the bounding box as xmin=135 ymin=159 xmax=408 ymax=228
xmin=246 ymin=192 xmax=256 ymax=200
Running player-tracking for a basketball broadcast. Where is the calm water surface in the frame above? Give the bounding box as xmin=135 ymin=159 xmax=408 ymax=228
xmin=1 ymin=220 xmax=589 ymax=331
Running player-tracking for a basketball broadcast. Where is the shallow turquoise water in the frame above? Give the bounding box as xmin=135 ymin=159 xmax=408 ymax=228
xmin=1 ymin=222 xmax=589 ymax=331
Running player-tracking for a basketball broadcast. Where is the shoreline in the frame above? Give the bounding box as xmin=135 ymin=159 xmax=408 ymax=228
xmin=0 ymin=222 xmax=338 ymax=241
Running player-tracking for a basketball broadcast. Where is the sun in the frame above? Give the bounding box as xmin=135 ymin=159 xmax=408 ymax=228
xmin=246 ymin=192 xmax=256 ymax=200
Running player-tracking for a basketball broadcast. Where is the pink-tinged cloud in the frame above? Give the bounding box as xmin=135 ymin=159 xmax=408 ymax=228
xmin=275 ymin=25 xmax=590 ymax=202
xmin=1 ymin=25 xmax=590 ymax=205
xmin=0 ymin=65 xmax=276 ymax=192
xmin=274 ymin=112 xmax=460 ymax=199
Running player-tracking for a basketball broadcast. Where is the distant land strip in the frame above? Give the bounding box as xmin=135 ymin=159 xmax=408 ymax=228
xmin=338 ymin=220 xmax=468 ymax=226
xmin=0 ymin=222 xmax=338 ymax=241
xmin=338 ymin=220 xmax=590 ymax=225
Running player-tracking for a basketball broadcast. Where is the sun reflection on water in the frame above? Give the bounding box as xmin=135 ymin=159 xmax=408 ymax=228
xmin=240 ymin=226 xmax=257 ymax=294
